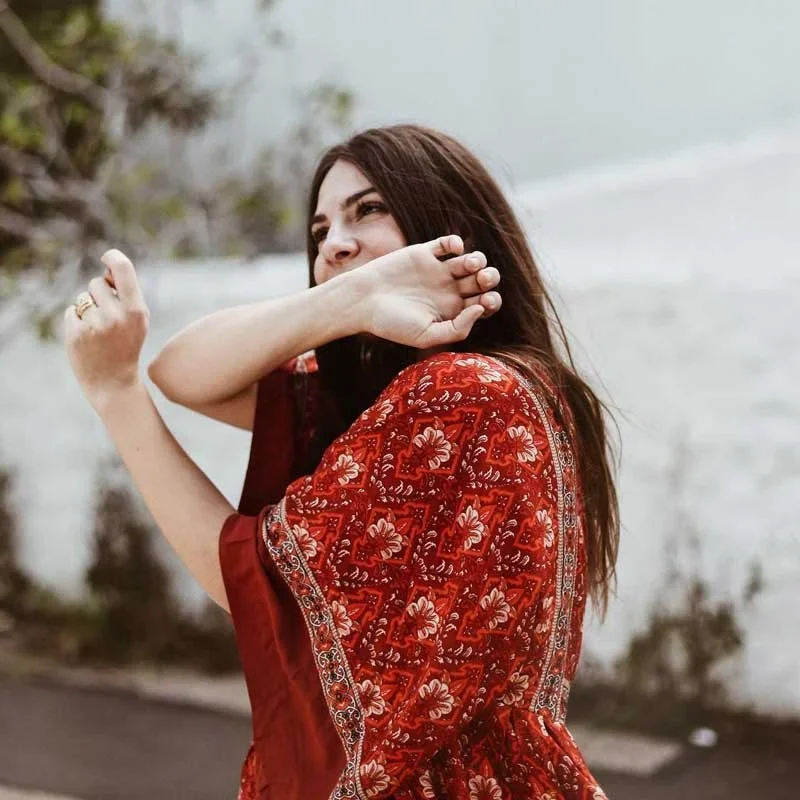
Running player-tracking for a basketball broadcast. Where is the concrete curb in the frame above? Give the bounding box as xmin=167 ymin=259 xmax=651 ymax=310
xmin=0 ymin=789 xmax=83 ymax=800
xmin=570 ymin=724 xmax=684 ymax=777
xmin=6 ymin=663 xmax=251 ymax=716
xmin=0 ymin=646 xmax=250 ymax=716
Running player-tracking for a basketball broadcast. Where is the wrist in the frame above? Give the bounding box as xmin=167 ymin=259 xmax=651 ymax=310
xmin=321 ymin=268 xmax=376 ymax=338
xmin=90 ymin=375 xmax=148 ymax=420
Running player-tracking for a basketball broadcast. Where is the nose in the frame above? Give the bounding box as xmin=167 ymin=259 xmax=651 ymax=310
xmin=320 ymin=223 xmax=359 ymax=268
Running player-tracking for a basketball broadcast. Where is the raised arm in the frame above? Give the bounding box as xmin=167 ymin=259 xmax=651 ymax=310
xmin=147 ymin=276 xmax=366 ymax=407
xmin=65 ymin=251 xmax=368 ymax=610
xmin=147 ymin=235 xmax=501 ymax=410
xmin=64 ymin=241 xmax=500 ymax=609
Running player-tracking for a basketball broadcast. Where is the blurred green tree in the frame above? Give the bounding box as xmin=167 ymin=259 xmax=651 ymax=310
xmin=0 ymin=0 xmax=352 ymax=339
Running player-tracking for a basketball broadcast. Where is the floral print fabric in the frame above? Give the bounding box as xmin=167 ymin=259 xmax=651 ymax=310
xmin=250 ymin=352 xmax=606 ymax=799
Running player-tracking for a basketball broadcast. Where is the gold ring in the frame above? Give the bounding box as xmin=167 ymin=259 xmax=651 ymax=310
xmin=74 ymin=291 xmax=96 ymax=320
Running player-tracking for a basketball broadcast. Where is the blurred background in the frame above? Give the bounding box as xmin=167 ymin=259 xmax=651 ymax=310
xmin=0 ymin=1 xmax=798 ymax=798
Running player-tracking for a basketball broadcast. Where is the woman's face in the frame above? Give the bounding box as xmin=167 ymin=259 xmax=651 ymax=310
xmin=311 ymin=159 xmax=406 ymax=286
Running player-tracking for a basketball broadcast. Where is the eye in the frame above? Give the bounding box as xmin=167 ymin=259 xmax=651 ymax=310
xmin=311 ymin=226 xmax=328 ymax=245
xmin=356 ymin=200 xmax=386 ymax=218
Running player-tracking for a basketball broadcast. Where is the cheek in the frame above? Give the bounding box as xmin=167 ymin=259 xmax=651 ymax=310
xmin=313 ymin=256 xmax=327 ymax=286
xmin=371 ymin=222 xmax=406 ymax=255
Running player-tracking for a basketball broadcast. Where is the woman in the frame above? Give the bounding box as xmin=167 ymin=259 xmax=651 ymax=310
xmin=65 ymin=125 xmax=618 ymax=799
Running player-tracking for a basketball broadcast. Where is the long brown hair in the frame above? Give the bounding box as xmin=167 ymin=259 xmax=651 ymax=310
xmin=304 ymin=124 xmax=619 ymax=616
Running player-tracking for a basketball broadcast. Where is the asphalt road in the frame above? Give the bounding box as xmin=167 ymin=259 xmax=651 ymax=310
xmin=1 ymin=674 xmax=798 ymax=799
xmin=0 ymin=676 xmax=250 ymax=800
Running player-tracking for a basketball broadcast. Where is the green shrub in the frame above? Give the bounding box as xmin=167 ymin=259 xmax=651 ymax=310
xmin=77 ymin=461 xmax=240 ymax=672
xmin=0 ymin=465 xmax=31 ymax=620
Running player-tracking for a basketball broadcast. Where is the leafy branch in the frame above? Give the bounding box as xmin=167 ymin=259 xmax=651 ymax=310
xmin=0 ymin=0 xmax=353 ymax=344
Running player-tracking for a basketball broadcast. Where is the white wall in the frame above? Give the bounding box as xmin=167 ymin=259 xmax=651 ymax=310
xmin=515 ymin=128 xmax=800 ymax=718
xmin=3 ymin=126 xmax=798 ymax=716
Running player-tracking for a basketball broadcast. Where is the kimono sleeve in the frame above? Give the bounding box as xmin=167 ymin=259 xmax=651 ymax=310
xmin=221 ymin=351 xmax=343 ymax=799
xmin=219 ymin=506 xmax=345 ymax=800
xmin=263 ymin=353 xmax=563 ymax=798
xmin=238 ymin=352 xmax=319 ymax=515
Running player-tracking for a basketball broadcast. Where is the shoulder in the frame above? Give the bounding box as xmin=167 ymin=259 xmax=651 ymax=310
xmin=381 ymin=352 xmax=530 ymax=414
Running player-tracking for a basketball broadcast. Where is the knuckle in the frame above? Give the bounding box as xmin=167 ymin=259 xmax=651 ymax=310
xmin=129 ymin=305 xmax=150 ymax=323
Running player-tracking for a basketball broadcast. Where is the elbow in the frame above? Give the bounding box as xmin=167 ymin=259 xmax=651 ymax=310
xmin=147 ymin=353 xmax=180 ymax=402
xmin=147 ymin=353 xmax=213 ymax=407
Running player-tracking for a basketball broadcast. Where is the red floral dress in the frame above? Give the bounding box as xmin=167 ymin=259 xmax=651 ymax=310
xmin=220 ymin=351 xmax=607 ymax=800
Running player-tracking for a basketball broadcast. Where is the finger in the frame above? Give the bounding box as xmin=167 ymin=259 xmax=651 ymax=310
xmin=423 ymin=304 xmax=485 ymax=347
xmin=448 ymin=251 xmax=487 ymax=278
xmin=428 ymin=235 xmax=464 ymax=259
xmin=88 ymin=275 xmax=119 ymax=310
xmin=100 ymin=249 xmax=145 ymax=308
xmin=447 ymin=304 xmax=486 ymax=341
xmin=464 ymin=291 xmax=502 ymax=314
xmin=72 ymin=291 xmax=100 ymax=323
xmin=63 ymin=301 xmax=95 ymax=339
xmin=456 ymin=266 xmax=500 ymax=297
xmin=103 ymin=266 xmax=120 ymax=297
xmin=63 ymin=304 xmax=80 ymax=335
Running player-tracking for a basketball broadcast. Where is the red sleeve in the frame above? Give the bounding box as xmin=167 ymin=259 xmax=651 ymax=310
xmin=223 ymin=352 xmax=338 ymax=799
xmin=238 ymin=353 xmax=319 ymax=516
xmin=223 ymin=352 xmax=583 ymax=799
xmin=219 ymin=507 xmax=345 ymax=800
xmin=263 ymin=353 xmax=572 ymax=798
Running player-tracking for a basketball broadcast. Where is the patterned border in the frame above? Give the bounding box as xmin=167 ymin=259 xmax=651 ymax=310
xmin=484 ymin=358 xmax=578 ymax=723
xmin=525 ymin=386 xmax=568 ymax=717
xmin=262 ymin=501 xmax=367 ymax=800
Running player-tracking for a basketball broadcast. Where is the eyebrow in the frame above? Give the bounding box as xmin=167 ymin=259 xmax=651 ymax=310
xmin=311 ymin=187 xmax=378 ymax=227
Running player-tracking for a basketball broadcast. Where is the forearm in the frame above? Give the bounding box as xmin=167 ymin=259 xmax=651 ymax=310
xmin=93 ymin=379 xmax=236 ymax=610
xmin=149 ymin=270 xmax=369 ymax=404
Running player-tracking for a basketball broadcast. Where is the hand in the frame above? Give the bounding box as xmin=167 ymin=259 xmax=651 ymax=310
xmin=359 ymin=235 xmax=502 ymax=348
xmin=64 ymin=249 xmax=150 ymax=409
